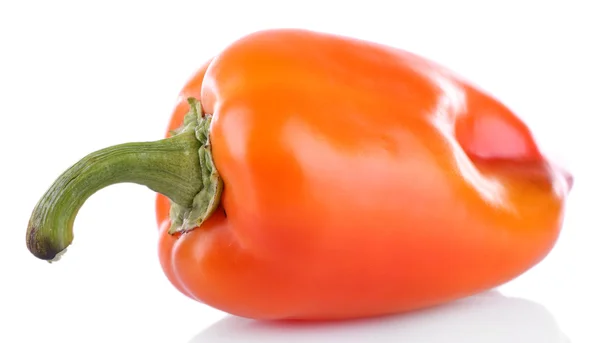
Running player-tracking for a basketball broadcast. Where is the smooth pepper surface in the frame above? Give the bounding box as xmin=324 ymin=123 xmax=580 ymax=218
xmin=155 ymin=29 xmax=572 ymax=320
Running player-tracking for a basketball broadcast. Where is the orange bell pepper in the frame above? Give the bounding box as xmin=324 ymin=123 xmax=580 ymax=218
xmin=26 ymin=29 xmax=573 ymax=320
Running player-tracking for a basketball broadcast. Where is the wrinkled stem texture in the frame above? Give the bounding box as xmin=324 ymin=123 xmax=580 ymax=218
xmin=26 ymin=98 xmax=222 ymax=261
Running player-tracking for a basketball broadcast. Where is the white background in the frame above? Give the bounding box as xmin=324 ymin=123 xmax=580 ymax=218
xmin=1 ymin=1 xmax=598 ymax=342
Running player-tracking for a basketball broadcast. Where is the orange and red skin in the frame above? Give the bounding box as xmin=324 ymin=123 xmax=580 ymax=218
xmin=155 ymin=29 xmax=571 ymax=320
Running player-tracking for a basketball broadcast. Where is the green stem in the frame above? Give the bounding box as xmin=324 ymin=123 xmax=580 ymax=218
xmin=26 ymin=98 xmax=223 ymax=262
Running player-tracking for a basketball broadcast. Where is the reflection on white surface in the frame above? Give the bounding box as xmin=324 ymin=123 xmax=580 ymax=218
xmin=189 ymin=291 xmax=569 ymax=343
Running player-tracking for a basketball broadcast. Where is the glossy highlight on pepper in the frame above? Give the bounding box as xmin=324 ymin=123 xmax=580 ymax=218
xmin=27 ymin=29 xmax=572 ymax=320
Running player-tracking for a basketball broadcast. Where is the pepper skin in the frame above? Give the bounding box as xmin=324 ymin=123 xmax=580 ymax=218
xmin=27 ymin=29 xmax=572 ymax=321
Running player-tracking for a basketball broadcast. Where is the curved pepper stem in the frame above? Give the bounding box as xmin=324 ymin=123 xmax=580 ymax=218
xmin=26 ymin=98 xmax=223 ymax=262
